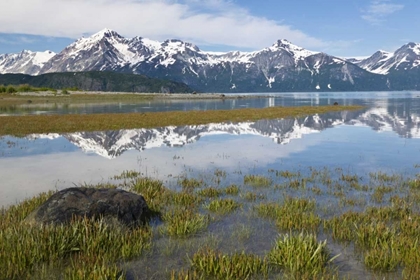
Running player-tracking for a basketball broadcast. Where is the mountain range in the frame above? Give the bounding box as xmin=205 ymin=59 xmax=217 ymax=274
xmin=27 ymin=102 xmax=420 ymax=159
xmin=1 ymin=29 xmax=420 ymax=93
xmin=0 ymin=71 xmax=193 ymax=93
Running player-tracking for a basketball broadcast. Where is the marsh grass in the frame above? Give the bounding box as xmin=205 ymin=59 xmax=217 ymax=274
xmin=0 ymin=214 xmax=152 ymax=279
xmin=276 ymin=170 xmax=301 ymax=179
xmin=188 ymin=247 xmax=270 ymax=279
xmin=0 ymin=105 xmax=363 ymax=136
xmin=370 ymin=171 xmax=402 ymax=184
xmin=197 ymin=187 xmax=223 ymax=198
xmin=204 ymin=198 xmax=241 ymax=214
xmin=5 ymin=166 xmax=420 ymax=279
xmin=0 ymin=190 xmax=56 ymax=227
xmin=244 ymin=174 xmax=272 ymax=188
xmin=371 ymin=186 xmax=393 ymax=203
xmin=64 ymin=257 xmax=125 ymax=280
xmin=241 ymin=191 xmax=266 ymax=201
xmin=255 ymin=197 xmax=320 ymax=232
xmin=160 ymin=208 xmax=209 ymax=237
xmin=224 ymin=184 xmax=240 ymax=195
xmin=268 ymin=232 xmax=338 ymax=279
xmin=130 ymin=177 xmax=170 ymax=212
xmin=168 ymin=191 xmax=204 ymax=207
xmin=407 ymin=179 xmax=420 ymax=189
xmin=113 ymin=170 xmax=141 ymax=180
xmin=178 ymin=177 xmax=204 ymax=192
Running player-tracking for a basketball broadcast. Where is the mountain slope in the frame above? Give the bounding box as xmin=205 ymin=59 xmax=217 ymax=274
xmin=0 ymin=29 xmax=418 ymax=92
xmin=0 ymin=71 xmax=193 ymax=93
xmin=354 ymin=42 xmax=420 ymax=89
xmin=0 ymin=50 xmax=55 ymax=75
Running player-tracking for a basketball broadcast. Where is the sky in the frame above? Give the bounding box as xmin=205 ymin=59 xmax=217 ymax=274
xmin=0 ymin=0 xmax=416 ymax=58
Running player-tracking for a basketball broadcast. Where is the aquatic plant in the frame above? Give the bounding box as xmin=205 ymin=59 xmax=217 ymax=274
xmin=204 ymin=198 xmax=241 ymax=214
xmin=224 ymin=184 xmax=240 ymax=195
xmin=268 ymin=232 xmax=337 ymax=279
xmin=255 ymin=197 xmax=320 ymax=232
xmin=178 ymin=177 xmax=204 ymax=192
xmin=0 ymin=209 xmax=152 ymax=279
xmin=197 ymin=187 xmax=223 ymax=198
xmin=244 ymin=174 xmax=272 ymax=188
xmin=189 ymin=247 xmax=270 ymax=279
xmin=160 ymin=208 xmax=209 ymax=237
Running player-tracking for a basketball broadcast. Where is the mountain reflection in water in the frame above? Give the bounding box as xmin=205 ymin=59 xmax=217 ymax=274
xmin=2 ymin=94 xmax=420 ymax=207
xmin=25 ymin=106 xmax=420 ymax=159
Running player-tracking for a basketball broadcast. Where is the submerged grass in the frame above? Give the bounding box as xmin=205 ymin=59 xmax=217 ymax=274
xmin=1 ymin=206 xmax=152 ymax=279
xmin=4 ymin=166 xmax=420 ymax=279
xmin=255 ymin=197 xmax=320 ymax=232
xmin=197 ymin=187 xmax=223 ymax=198
xmin=188 ymin=247 xmax=270 ymax=279
xmin=0 ymin=105 xmax=363 ymax=136
xmin=268 ymin=232 xmax=337 ymax=279
xmin=243 ymin=174 xmax=272 ymax=188
xmin=204 ymin=198 xmax=241 ymax=214
xmin=160 ymin=208 xmax=209 ymax=237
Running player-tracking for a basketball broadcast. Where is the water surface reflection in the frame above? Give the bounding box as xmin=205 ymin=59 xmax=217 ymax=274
xmin=2 ymin=91 xmax=420 ymax=116
xmin=1 ymin=101 xmax=420 ymax=207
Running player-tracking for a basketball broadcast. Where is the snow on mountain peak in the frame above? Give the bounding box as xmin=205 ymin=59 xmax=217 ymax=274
xmin=357 ymin=42 xmax=420 ymax=75
xmin=405 ymin=42 xmax=420 ymax=55
xmin=72 ymin=28 xmax=123 ymax=49
xmin=32 ymin=50 xmax=56 ymax=66
xmin=0 ymin=50 xmax=56 ymax=74
xmin=270 ymin=39 xmax=318 ymax=60
xmin=92 ymin=28 xmax=121 ymax=39
xmin=378 ymin=50 xmax=392 ymax=55
xmin=162 ymin=39 xmax=200 ymax=52
xmin=137 ymin=37 xmax=161 ymax=51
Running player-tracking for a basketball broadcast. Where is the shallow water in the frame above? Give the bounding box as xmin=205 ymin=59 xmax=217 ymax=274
xmin=2 ymin=91 xmax=420 ymax=115
xmin=1 ymin=92 xmax=420 ymax=207
xmin=2 ymin=91 xmax=420 ymax=279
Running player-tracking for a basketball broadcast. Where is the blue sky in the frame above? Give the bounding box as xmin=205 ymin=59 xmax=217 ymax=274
xmin=0 ymin=0 xmax=416 ymax=58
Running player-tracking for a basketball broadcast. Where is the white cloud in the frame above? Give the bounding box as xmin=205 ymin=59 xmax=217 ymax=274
xmin=362 ymin=0 xmax=404 ymax=24
xmin=0 ymin=0 xmax=326 ymax=51
xmin=0 ymin=36 xmax=37 ymax=45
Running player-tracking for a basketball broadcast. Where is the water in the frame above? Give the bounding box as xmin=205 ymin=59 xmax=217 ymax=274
xmin=1 ymin=91 xmax=420 ymax=207
xmin=2 ymin=91 xmax=420 ymax=279
xmin=2 ymin=91 xmax=420 ymax=116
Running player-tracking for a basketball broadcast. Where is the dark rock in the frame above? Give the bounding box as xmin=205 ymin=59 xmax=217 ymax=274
xmin=333 ymin=102 xmax=339 ymax=106
xmin=25 ymin=187 xmax=150 ymax=227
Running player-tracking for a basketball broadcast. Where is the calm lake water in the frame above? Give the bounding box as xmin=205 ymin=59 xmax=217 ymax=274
xmin=1 ymin=91 xmax=420 ymax=207
xmin=2 ymin=91 xmax=420 ymax=279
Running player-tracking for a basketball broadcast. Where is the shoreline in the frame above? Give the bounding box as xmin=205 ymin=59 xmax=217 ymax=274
xmin=6 ymin=91 xmax=271 ymax=100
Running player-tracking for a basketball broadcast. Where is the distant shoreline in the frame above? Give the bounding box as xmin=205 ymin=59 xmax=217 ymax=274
xmin=9 ymin=91 xmax=271 ymax=100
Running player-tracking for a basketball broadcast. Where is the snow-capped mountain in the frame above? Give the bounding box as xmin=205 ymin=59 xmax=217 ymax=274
xmin=351 ymin=50 xmax=393 ymax=74
xmin=3 ymin=28 xmax=420 ymax=92
xmin=0 ymin=50 xmax=55 ymax=75
xmin=355 ymin=43 xmax=420 ymax=75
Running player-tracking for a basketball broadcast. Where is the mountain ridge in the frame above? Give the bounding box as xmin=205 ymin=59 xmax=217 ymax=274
xmin=0 ymin=71 xmax=193 ymax=93
xmin=1 ymin=29 xmax=419 ymax=92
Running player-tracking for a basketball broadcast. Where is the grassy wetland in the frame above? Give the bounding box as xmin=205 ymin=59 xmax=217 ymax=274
xmin=2 ymin=165 xmax=420 ymax=279
xmin=2 ymin=92 xmax=418 ymax=279
xmin=0 ymin=102 xmax=361 ymax=136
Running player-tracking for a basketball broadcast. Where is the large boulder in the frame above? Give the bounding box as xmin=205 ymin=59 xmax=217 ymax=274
xmin=25 ymin=187 xmax=150 ymax=227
